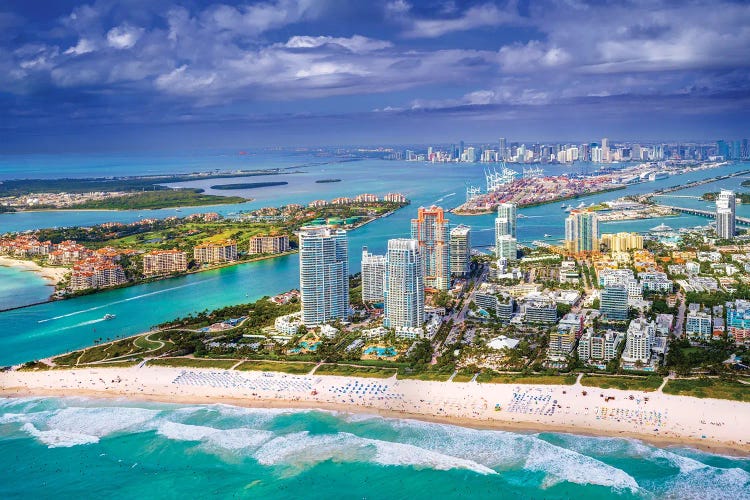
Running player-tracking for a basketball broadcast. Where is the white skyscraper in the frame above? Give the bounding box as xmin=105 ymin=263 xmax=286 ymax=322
xmin=298 ymin=226 xmax=349 ymax=326
xmin=384 ymin=239 xmax=424 ymax=329
xmin=495 ymin=202 xmax=517 ymax=239
xmin=622 ymin=318 xmax=655 ymax=364
xmin=716 ymin=189 xmax=736 ymax=239
xmin=496 ymin=235 xmax=517 ymax=262
xmin=361 ymin=246 xmax=386 ymax=303
xmin=449 ymin=225 xmax=471 ymax=277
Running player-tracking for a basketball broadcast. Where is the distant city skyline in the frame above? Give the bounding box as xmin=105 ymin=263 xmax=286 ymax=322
xmin=1 ymin=0 xmax=749 ymax=153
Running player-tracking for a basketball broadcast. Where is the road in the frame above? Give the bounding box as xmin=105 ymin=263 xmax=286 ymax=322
xmin=673 ymin=291 xmax=686 ymax=337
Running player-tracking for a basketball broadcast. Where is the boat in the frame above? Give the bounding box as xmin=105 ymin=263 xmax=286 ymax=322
xmin=560 ymin=204 xmax=568 ymax=209
xmin=576 ymin=202 xmax=586 ymax=208
xmin=565 ymin=207 xmax=573 ymax=212
xmin=103 ymin=314 xmax=116 ymax=320
xmin=544 ymin=233 xmax=551 ymax=238
xmin=650 ymin=223 xmax=673 ymax=232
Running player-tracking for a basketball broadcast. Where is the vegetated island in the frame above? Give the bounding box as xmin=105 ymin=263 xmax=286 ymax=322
xmin=211 ymin=182 xmax=288 ymax=190
xmin=703 ymin=190 xmax=750 ymax=203
xmin=315 ymin=179 xmax=342 ymax=183
xmin=0 ymin=169 xmax=290 ymax=197
xmin=71 ymin=189 xmax=248 ymax=210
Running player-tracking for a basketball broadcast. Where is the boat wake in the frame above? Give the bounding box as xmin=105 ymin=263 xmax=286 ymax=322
xmin=37 ymin=281 xmax=209 ymax=324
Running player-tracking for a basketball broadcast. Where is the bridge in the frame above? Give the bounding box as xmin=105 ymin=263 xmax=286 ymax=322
xmin=658 ymin=204 xmax=750 ymax=226
xmin=653 ymin=194 xmax=702 ymax=200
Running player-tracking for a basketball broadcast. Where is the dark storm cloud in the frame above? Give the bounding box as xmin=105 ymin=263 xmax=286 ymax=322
xmin=0 ymin=0 xmax=748 ymax=151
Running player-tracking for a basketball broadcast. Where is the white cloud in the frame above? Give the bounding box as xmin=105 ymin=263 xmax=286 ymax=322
xmin=284 ymin=35 xmax=392 ymax=53
xmin=385 ymin=0 xmax=411 ymax=16
xmin=107 ymin=25 xmax=143 ymax=50
xmin=155 ymin=65 xmax=216 ymax=93
xmin=497 ymin=41 xmax=571 ymax=72
xmin=64 ymin=38 xmax=96 ymax=56
xmin=204 ymin=0 xmax=322 ymax=36
xmin=404 ymin=3 xmax=520 ymax=38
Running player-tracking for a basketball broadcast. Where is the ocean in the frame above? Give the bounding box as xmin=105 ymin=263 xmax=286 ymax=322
xmin=1 ymin=397 xmax=748 ymax=499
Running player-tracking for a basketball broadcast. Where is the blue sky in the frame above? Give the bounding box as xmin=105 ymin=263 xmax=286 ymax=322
xmin=1 ymin=0 xmax=749 ymax=152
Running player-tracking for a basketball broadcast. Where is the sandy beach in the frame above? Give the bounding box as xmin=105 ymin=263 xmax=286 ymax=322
xmin=0 ymin=255 xmax=69 ymax=284
xmin=2 ymin=366 xmax=748 ymax=455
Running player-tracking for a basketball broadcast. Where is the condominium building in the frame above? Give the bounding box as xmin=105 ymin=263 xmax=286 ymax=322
xmin=449 ymin=225 xmax=471 ymax=277
xmin=726 ymin=299 xmax=750 ymax=344
xmin=411 ymin=206 xmax=450 ymax=291
xmin=248 ymin=235 xmax=289 ymax=255
xmin=638 ymin=272 xmax=673 ymax=293
xmin=193 ymin=240 xmax=238 ymax=264
xmin=548 ymin=327 xmax=577 ymax=359
xmin=564 ymin=210 xmax=599 ymax=254
xmin=384 ymin=239 xmax=424 ymax=329
xmin=686 ymin=311 xmax=712 ymax=339
xmin=474 ymin=283 xmax=514 ymax=323
xmin=298 ymin=226 xmax=349 ymax=327
xmin=495 ymin=203 xmax=517 ymax=238
xmin=622 ymin=318 xmax=655 ymax=364
xmin=383 ymin=193 xmax=407 ymax=203
xmin=142 ymin=249 xmax=187 ymax=276
xmin=577 ymin=329 xmax=623 ymax=362
xmin=600 ymin=284 xmax=629 ymax=321
xmin=70 ymin=261 xmax=127 ymax=291
xmin=522 ymin=297 xmax=557 ymax=324
xmin=600 ymin=232 xmax=643 ymax=252
xmin=495 ymin=235 xmax=517 ymax=262
xmin=361 ymin=246 xmax=386 ymax=303
xmin=716 ymin=189 xmax=736 ymax=239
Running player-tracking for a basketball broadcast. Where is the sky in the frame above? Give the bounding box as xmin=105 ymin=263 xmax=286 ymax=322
xmin=1 ymin=0 xmax=749 ymax=152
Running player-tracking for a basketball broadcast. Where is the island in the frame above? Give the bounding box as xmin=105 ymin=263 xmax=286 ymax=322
xmin=211 ymin=182 xmax=288 ymax=190
xmin=0 ymin=193 xmax=409 ymax=307
xmin=0 ymin=169 xmax=297 ymax=211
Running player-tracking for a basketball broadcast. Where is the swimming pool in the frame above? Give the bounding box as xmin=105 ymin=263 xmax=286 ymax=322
xmin=364 ymin=346 xmax=397 ymax=357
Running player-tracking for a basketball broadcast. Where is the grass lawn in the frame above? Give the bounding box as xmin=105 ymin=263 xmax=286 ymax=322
xmin=236 ymin=360 xmax=315 ymax=374
xmin=147 ymin=357 xmax=238 ymax=369
xmin=476 ymin=373 xmax=578 ymax=385
xmin=316 ymin=364 xmax=397 ymax=378
xmin=581 ymin=375 xmax=663 ymax=392
xmin=452 ymin=371 xmax=476 ymax=383
xmin=134 ymin=335 xmax=163 ymax=350
xmin=663 ymin=378 xmax=750 ymax=402
xmin=78 ymin=360 xmax=142 ymax=368
xmin=397 ymin=370 xmax=452 ymax=382
xmin=52 ymin=351 xmax=83 ymax=366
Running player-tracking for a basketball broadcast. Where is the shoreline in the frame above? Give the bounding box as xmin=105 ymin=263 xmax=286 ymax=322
xmin=0 ymin=255 xmax=68 ymax=285
xmin=2 ymin=366 xmax=748 ymax=456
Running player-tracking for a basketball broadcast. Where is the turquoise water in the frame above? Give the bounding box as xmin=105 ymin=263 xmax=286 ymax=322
xmin=0 ymin=266 xmax=52 ymax=310
xmin=0 ymin=159 xmax=747 ymax=366
xmin=0 ymin=397 xmax=748 ymax=498
xmin=364 ymin=346 xmax=397 ymax=357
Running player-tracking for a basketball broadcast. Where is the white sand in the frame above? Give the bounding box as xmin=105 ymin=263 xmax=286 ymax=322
xmin=2 ymin=366 xmax=748 ymax=454
xmin=0 ymin=256 xmax=69 ymax=284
